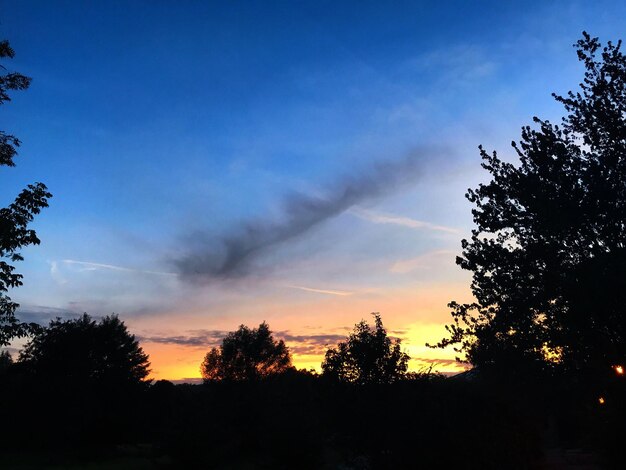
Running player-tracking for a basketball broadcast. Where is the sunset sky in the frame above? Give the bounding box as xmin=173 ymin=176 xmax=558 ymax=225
xmin=2 ymin=1 xmax=626 ymax=380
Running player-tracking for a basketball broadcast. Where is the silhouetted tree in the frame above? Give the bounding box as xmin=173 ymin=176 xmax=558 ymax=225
xmin=322 ymin=313 xmax=409 ymax=384
xmin=437 ymin=33 xmax=626 ymax=375
xmin=0 ymin=349 xmax=12 ymax=375
xmin=201 ymin=322 xmax=292 ymax=381
xmin=19 ymin=314 xmax=150 ymax=387
xmin=0 ymin=40 xmax=52 ymax=346
xmin=9 ymin=314 xmax=151 ymax=451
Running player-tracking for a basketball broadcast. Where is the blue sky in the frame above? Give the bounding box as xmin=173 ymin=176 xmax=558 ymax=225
xmin=2 ymin=1 xmax=626 ymax=377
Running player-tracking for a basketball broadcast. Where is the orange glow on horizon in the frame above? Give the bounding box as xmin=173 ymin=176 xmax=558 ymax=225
xmin=140 ymin=321 xmax=467 ymax=381
xmin=615 ymin=365 xmax=624 ymax=375
xmin=142 ymin=348 xmax=466 ymax=381
xmin=129 ymin=282 xmax=473 ymax=381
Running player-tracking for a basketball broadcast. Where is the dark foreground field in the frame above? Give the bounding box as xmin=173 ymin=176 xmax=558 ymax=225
xmin=2 ymin=369 xmax=624 ymax=469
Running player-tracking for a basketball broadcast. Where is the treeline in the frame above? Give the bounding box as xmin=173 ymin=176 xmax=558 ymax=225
xmin=0 ymin=313 xmax=536 ymax=469
xmin=1 ymin=313 xmax=625 ymax=469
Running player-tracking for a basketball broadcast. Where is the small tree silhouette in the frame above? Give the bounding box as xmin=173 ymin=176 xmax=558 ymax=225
xmin=201 ymin=322 xmax=292 ymax=381
xmin=322 ymin=313 xmax=409 ymax=384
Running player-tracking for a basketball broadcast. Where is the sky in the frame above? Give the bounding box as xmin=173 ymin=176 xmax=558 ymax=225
xmin=2 ymin=0 xmax=626 ymax=380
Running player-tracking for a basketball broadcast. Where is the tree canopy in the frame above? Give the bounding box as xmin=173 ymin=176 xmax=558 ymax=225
xmin=0 ymin=40 xmax=52 ymax=346
xmin=201 ymin=322 xmax=292 ymax=381
xmin=19 ymin=314 xmax=150 ymax=387
xmin=438 ymin=32 xmax=626 ymax=375
xmin=322 ymin=313 xmax=409 ymax=384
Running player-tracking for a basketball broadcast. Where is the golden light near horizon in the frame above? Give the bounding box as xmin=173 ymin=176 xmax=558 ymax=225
xmin=598 ymin=397 xmax=606 ymax=405
xmin=614 ymin=365 xmax=624 ymax=375
xmin=138 ymin=318 xmax=467 ymax=381
xmin=127 ymin=282 xmax=474 ymax=381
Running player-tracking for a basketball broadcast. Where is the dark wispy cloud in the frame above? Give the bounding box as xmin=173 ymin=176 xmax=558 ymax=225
xmin=169 ymin=378 xmax=204 ymax=385
xmin=279 ymin=333 xmax=346 ymax=343
xmin=389 ymin=329 xmax=408 ymax=336
xmin=138 ymin=329 xmax=229 ymax=348
xmin=137 ymin=329 xmax=348 ymax=356
xmin=278 ymin=332 xmax=346 ymax=355
xmin=282 ymin=329 xmax=407 ymax=355
xmin=173 ymin=151 xmax=437 ymax=282
xmin=16 ymin=305 xmax=82 ymax=325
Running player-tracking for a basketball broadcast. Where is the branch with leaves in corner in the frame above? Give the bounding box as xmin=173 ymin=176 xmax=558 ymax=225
xmin=0 ymin=40 xmax=52 ymax=346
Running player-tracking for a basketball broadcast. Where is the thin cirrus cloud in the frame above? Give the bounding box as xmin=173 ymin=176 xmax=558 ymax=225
xmin=285 ymin=285 xmax=353 ymax=296
xmin=49 ymin=261 xmax=68 ymax=285
xmin=405 ymin=44 xmax=498 ymax=90
xmin=61 ymin=259 xmax=176 ymax=277
xmin=351 ymin=207 xmax=459 ymax=234
xmin=390 ymin=249 xmax=457 ymax=274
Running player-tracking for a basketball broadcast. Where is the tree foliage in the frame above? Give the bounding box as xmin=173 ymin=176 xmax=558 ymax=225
xmin=201 ymin=322 xmax=292 ymax=381
xmin=438 ymin=32 xmax=626 ymax=374
xmin=322 ymin=313 xmax=409 ymax=384
xmin=19 ymin=314 xmax=150 ymax=387
xmin=0 ymin=349 xmax=12 ymax=375
xmin=0 ymin=40 xmax=52 ymax=345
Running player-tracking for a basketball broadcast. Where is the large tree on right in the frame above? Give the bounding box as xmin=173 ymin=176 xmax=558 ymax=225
xmin=439 ymin=33 xmax=626 ymax=376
